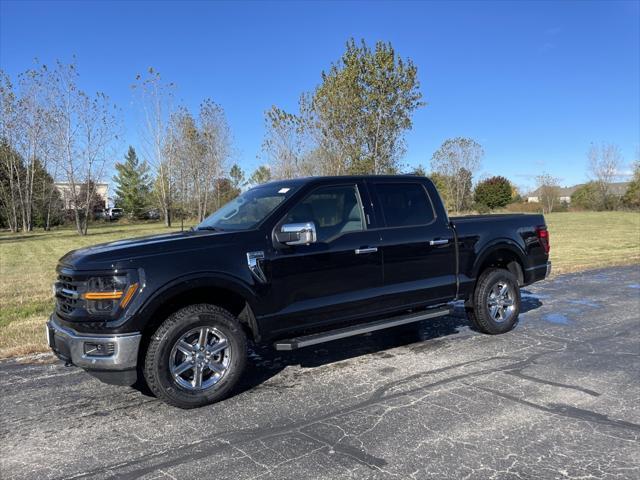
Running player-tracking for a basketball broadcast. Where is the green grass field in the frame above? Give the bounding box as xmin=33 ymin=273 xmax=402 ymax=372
xmin=1 ymin=212 xmax=639 ymax=358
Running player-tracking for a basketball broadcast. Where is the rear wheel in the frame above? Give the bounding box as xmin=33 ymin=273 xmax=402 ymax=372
xmin=466 ymin=268 xmax=520 ymax=334
xmin=143 ymin=304 xmax=247 ymax=408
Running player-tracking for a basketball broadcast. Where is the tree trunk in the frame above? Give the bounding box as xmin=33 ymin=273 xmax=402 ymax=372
xmin=74 ymin=208 xmax=83 ymax=236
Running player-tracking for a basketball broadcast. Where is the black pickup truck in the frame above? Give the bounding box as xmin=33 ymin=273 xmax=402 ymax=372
xmin=47 ymin=175 xmax=551 ymax=408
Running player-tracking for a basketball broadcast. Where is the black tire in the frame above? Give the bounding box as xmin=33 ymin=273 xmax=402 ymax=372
xmin=143 ymin=304 xmax=247 ymax=409
xmin=466 ymin=268 xmax=521 ymax=335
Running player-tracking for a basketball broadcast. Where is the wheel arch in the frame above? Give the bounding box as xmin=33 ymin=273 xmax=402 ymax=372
xmin=472 ymin=240 xmax=527 ymax=287
xmin=135 ymin=273 xmax=261 ymax=365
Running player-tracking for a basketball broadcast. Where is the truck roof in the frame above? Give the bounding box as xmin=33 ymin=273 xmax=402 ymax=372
xmin=256 ymin=174 xmax=425 ymax=190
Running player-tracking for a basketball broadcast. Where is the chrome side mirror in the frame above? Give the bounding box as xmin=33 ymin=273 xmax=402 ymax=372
xmin=276 ymin=222 xmax=317 ymax=245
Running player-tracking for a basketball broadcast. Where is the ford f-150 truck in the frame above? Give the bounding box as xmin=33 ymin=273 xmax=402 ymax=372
xmin=47 ymin=175 xmax=551 ymax=408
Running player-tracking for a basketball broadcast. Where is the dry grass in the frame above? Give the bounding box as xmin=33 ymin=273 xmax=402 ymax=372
xmin=545 ymin=211 xmax=640 ymax=274
xmin=1 ymin=212 xmax=638 ymax=358
xmin=0 ymin=222 xmax=185 ymax=358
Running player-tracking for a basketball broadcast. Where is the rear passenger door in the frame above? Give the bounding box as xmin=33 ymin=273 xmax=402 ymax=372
xmin=369 ymin=179 xmax=457 ymax=310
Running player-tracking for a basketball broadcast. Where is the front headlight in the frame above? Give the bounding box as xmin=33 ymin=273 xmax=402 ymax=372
xmin=82 ymin=275 xmax=139 ymax=315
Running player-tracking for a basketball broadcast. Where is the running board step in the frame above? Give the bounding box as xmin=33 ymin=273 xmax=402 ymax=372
xmin=274 ymin=306 xmax=452 ymax=351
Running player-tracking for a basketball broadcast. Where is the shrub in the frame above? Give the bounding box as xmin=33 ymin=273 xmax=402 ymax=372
xmin=622 ymin=162 xmax=640 ymax=209
xmin=504 ymin=202 xmax=543 ymax=213
xmin=571 ymin=182 xmax=599 ymax=210
xmin=474 ymin=176 xmax=512 ymax=210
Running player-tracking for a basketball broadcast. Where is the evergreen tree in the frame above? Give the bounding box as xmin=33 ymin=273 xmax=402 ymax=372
xmin=113 ymin=146 xmax=151 ymax=219
xmin=229 ymin=164 xmax=246 ymax=191
xmin=248 ymin=166 xmax=272 ymax=186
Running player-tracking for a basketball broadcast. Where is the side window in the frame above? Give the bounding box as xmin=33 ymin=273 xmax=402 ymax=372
xmin=284 ymin=185 xmax=365 ymax=242
xmin=375 ymin=183 xmax=435 ymax=227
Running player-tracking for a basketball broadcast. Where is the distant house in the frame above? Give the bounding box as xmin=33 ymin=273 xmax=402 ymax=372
xmin=54 ymin=182 xmax=109 ymax=210
xmin=526 ymin=182 xmax=630 ymax=204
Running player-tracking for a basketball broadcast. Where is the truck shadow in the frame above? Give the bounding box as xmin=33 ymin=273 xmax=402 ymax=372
xmin=234 ymin=295 xmax=544 ymax=397
xmin=520 ymin=290 xmax=544 ymax=315
xmin=132 ymin=296 xmax=543 ymax=401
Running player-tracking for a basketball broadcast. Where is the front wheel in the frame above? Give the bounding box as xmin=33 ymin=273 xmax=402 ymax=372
xmin=466 ymin=268 xmax=521 ymax=334
xmin=143 ymin=304 xmax=247 ymax=408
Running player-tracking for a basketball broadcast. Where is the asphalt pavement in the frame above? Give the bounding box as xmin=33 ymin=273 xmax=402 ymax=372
xmin=1 ymin=265 xmax=639 ymax=480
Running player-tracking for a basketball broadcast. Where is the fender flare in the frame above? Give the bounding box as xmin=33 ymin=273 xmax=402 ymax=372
xmin=135 ymin=271 xmax=261 ymax=339
xmin=471 ymin=239 xmax=527 ymax=281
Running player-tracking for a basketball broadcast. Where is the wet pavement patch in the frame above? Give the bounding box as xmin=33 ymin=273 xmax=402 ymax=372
xmin=543 ymin=312 xmax=572 ymax=325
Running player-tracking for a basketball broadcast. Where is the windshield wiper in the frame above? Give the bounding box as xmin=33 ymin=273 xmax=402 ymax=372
xmin=196 ymin=226 xmax=224 ymax=232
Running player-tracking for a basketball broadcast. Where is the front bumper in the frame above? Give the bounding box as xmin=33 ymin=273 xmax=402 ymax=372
xmin=46 ymin=316 xmax=141 ymax=371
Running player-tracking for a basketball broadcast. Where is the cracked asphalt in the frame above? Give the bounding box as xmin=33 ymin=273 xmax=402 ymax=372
xmin=1 ymin=265 xmax=639 ymax=480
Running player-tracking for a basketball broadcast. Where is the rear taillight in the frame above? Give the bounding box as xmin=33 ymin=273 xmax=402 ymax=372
xmin=536 ymin=226 xmax=550 ymax=254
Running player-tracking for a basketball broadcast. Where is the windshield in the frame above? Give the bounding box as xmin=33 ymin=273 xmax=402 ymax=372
xmin=196 ymin=184 xmax=298 ymax=231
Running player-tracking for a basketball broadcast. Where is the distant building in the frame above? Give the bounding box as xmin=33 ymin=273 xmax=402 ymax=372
xmin=54 ymin=182 xmax=110 ymax=210
xmin=526 ymin=182 xmax=629 ymax=204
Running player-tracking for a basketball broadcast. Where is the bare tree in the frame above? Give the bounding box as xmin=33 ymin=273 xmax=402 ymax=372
xmin=0 ymin=65 xmax=59 ymax=232
xmin=200 ymin=99 xmax=232 ymax=216
xmin=262 ymin=105 xmax=308 ymax=180
xmin=167 ymin=100 xmax=233 ymax=222
xmin=48 ymin=60 xmax=119 ymax=235
xmin=0 ymin=71 xmax=20 ymax=232
xmin=430 ymin=137 xmax=483 ymax=214
xmin=15 ymin=65 xmax=53 ymax=232
xmin=535 ymin=173 xmax=561 ymax=214
xmin=588 ymin=143 xmax=623 ymax=209
xmin=133 ymin=68 xmax=176 ymax=227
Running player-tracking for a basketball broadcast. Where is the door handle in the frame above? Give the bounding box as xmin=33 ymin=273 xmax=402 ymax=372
xmin=429 ymin=239 xmax=449 ymax=246
xmin=355 ymin=247 xmax=378 ymax=255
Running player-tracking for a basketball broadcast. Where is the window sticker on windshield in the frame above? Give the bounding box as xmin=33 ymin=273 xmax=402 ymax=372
xmin=278 ymin=188 xmax=290 ymax=194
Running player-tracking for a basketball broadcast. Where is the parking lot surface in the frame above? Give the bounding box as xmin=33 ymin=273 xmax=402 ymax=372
xmin=1 ymin=265 xmax=639 ymax=480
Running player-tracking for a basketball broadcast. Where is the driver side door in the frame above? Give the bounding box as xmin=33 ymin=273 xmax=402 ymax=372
xmin=259 ymin=181 xmax=384 ymax=336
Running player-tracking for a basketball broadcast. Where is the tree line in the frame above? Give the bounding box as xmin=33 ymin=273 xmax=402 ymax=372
xmin=2 ymin=40 xmax=638 ymax=234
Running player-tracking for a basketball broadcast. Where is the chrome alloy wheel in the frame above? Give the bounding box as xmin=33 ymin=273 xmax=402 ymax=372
xmin=169 ymin=327 xmax=231 ymax=391
xmin=487 ymin=281 xmax=516 ymax=323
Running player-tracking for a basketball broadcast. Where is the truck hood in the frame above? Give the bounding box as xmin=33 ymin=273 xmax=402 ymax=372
xmin=59 ymin=229 xmax=235 ymax=271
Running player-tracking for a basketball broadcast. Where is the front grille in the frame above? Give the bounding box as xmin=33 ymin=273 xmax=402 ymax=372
xmin=56 ymin=273 xmax=83 ymax=317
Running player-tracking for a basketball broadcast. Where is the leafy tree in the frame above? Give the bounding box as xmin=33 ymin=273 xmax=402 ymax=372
xmin=113 ymin=146 xmax=151 ymax=218
xmin=622 ymin=162 xmax=640 ymax=209
xmin=474 ymin=176 xmax=512 ymax=209
xmin=317 ymin=39 xmax=423 ymax=174
xmin=248 ymin=165 xmax=272 ymax=186
xmin=428 ymin=172 xmax=452 ymax=211
xmin=262 ymin=39 xmax=423 ymax=177
xmin=313 ymin=39 xmax=423 ymax=174
xmin=571 ymin=182 xmax=600 ymax=210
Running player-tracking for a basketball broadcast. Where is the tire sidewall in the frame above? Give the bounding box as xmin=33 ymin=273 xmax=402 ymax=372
xmin=474 ymin=269 xmax=521 ymax=334
xmin=146 ymin=305 xmax=246 ymax=408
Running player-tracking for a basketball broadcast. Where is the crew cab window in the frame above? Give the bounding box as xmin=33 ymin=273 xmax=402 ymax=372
xmin=284 ymin=185 xmax=364 ymax=242
xmin=375 ymin=183 xmax=435 ymax=227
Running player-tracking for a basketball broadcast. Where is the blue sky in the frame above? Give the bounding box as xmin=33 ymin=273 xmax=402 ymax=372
xmin=1 ymin=0 xmax=639 ymax=191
